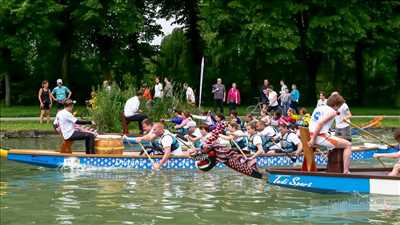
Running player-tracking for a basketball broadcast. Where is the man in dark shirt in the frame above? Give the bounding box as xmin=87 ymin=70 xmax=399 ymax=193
xmin=212 ymin=78 xmax=225 ymax=113
xmin=260 ymin=79 xmax=269 ymax=109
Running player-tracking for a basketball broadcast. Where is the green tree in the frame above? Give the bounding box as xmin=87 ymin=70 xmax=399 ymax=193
xmin=156 ymin=28 xmax=194 ymax=83
xmin=0 ymin=0 xmax=62 ymax=105
xmin=153 ymin=0 xmax=203 ymax=86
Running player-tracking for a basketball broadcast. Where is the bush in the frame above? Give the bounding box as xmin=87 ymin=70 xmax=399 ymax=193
xmin=90 ymin=81 xmax=201 ymax=132
xmin=90 ymin=83 xmax=135 ymax=132
xmin=144 ymin=82 xmax=201 ymax=122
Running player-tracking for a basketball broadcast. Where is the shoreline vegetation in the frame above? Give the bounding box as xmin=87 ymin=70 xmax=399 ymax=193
xmin=1 ymin=105 xmax=400 ymax=118
xmin=0 ymin=105 xmax=399 ymax=136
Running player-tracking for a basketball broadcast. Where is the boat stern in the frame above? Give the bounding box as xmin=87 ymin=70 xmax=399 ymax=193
xmin=267 ymin=168 xmax=400 ymax=196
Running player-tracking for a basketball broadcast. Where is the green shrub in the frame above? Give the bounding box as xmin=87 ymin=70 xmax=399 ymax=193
xmin=90 ymin=81 xmax=201 ymax=132
xmin=144 ymin=83 xmax=201 ymax=122
xmin=90 ymin=83 xmax=135 ymax=132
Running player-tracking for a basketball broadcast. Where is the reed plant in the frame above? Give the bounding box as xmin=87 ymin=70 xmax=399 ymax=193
xmin=90 ymin=81 xmax=201 ymax=132
xmin=90 ymin=83 xmax=135 ymax=132
xmin=144 ymin=82 xmax=201 ymax=122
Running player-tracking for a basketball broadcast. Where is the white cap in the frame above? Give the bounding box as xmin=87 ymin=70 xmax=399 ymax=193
xmin=56 ymin=79 xmax=63 ymax=84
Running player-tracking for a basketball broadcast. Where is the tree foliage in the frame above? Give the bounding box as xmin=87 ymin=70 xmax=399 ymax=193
xmin=199 ymin=0 xmax=400 ymax=105
xmin=0 ymin=0 xmax=399 ymax=107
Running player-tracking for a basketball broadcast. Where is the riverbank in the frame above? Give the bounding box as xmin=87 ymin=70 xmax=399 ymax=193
xmin=1 ymin=119 xmax=399 ymax=138
xmin=1 ymin=105 xmax=400 ymax=117
xmin=1 ymin=105 xmax=399 ymax=138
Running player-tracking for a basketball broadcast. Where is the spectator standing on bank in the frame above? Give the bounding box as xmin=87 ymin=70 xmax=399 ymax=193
xmin=260 ymin=79 xmax=269 ymax=109
xmin=317 ymin=91 xmax=327 ymax=107
xmin=267 ymin=86 xmax=280 ymax=112
xmin=212 ymin=78 xmax=225 ymax=113
xmin=184 ymin=83 xmax=196 ymax=105
xmin=290 ymin=84 xmax=300 ymax=113
xmin=227 ymin=83 xmax=241 ymax=112
xmin=38 ymin=80 xmax=52 ymax=124
xmin=52 ymin=79 xmax=72 ymax=111
xmin=164 ymin=77 xmax=173 ymax=98
xmin=280 ymin=87 xmax=291 ymax=116
xmin=279 ymin=80 xmax=287 ymax=96
xmin=154 ymin=77 xmax=163 ymax=100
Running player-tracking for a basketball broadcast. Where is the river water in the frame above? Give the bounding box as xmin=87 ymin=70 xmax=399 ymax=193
xmin=1 ymin=137 xmax=400 ymax=225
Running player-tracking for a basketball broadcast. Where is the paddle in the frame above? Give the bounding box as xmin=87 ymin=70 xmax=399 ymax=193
xmin=176 ymin=136 xmax=195 ymax=149
xmin=344 ymin=120 xmax=392 ymax=169
xmin=230 ymin=140 xmax=248 ymax=159
xmin=376 ymin=157 xmax=387 ymax=169
xmin=344 ymin=119 xmax=395 ymax=148
xmin=124 ymin=136 xmax=155 ymax=166
xmin=137 ymin=142 xmax=156 ymax=166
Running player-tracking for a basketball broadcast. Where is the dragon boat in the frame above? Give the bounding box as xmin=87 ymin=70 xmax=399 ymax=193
xmin=0 ymin=144 xmax=396 ymax=170
xmin=266 ymin=167 xmax=400 ymax=196
xmin=266 ymin=127 xmax=399 ymax=196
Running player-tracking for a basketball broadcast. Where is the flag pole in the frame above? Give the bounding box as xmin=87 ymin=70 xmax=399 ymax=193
xmin=199 ymin=57 xmax=205 ymax=108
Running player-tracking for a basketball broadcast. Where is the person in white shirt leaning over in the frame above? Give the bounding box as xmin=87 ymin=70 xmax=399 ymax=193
xmin=121 ymin=90 xmax=148 ymax=134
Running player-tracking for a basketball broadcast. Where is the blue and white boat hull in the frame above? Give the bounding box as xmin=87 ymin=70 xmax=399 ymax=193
xmin=267 ymin=168 xmax=400 ymax=196
xmin=2 ymin=146 xmax=397 ymax=170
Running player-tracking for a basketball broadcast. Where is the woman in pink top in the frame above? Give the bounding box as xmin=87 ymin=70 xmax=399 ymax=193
xmin=227 ymin=83 xmax=241 ymax=111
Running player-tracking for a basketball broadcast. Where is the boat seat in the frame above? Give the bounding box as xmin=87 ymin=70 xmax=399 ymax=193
xmin=60 ymin=140 xmax=73 ymax=154
xmin=326 ymin=148 xmax=343 ymax=173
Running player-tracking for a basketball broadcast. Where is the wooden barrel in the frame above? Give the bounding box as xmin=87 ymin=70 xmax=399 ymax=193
xmin=95 ymin=135 xmax=124 ymax=155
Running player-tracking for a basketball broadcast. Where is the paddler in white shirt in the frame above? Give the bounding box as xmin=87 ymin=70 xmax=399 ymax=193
xmin=331 ymin=91 xmax=352 ymax=141
xmin=125 ymin=123 xmax=183 ymax=170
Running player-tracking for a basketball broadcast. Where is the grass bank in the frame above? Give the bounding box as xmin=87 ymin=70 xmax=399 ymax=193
xmin=1 ymin=105 xmax=400 ymax=118
xmin=1 ymin=117 xmax=398 ymax=133
xmin=1 ymin=121 xmax=55 ymax=132
xmin=0 ymin=105 xmax=87 ymax=117
xmin=0 ymin=105 xmax=399 ymax=132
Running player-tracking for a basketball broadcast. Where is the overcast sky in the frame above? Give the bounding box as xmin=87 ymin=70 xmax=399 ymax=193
xmin=151 ymin=18 xmax=181 ymax=46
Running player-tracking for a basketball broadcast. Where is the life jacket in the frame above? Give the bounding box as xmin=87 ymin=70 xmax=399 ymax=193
xmin=176 ymin=127 xmax=188 ymax=136
xmin=193 ymin=139 xmax=203 ymax=148
xmin=234 ymin=136 xmax=248 ymax=150
xmin=151 ymin=133 xmax=180 ymax=153
xmin=259 ymin=126 xmax=280 ymax=150
xmin=261 ymin=135 xmax=277 ymax=151
xmin=248 ymin=134 xmax=272 ymax=152
xmin=280 ymin=131 xmax=298 ymax=153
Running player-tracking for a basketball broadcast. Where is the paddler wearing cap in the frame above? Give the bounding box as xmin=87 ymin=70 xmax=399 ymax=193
xmin=51 ymin=78 xmax=72 ymax=111
xmin=54 ymin=99 xmax=96 ymax=154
